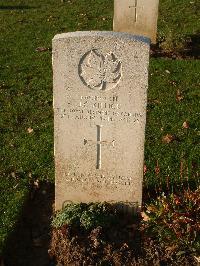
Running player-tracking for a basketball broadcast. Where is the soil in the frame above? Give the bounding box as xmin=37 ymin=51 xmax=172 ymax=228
xmin=49 ymin=218 xmax=196 ymax=266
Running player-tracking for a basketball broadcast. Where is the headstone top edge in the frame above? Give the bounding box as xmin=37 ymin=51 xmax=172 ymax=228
xmin=52 ymin=31 xmax=150 ymax=45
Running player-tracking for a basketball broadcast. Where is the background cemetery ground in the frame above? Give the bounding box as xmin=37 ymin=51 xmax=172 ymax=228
xmin=0 ymin=0 xmax=199 ymax=261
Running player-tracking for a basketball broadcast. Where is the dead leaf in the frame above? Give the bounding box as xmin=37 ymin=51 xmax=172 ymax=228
xmin=165 ymin=70 xmax=170 ymax=74
xmin=194 ymin=256 xmax=200 ymax=264
xmin=27 ymin=127 xmax=33 ymax=134
xmin=155 ymin=166 xmax=160 ymax=175
xmin=122 ymin=243 xmax=129 ymax=249
xmin=169 ymin=80 xmax=177 ymax=86
xmin=162 ymin=134 xmax=176 ymax=144
xmin=182 ymin=121 xmax=189 ymax=129
xmin=35 ymin=47 xmax=49 ymax=52
xmin=155 ymin=160 xmax=160 ymax=175
xmin=148 ymin=99 xmax=161 ymax=104
xmin=155 ymin=167 xmax=160 ymax=176
xmin=141 ymin=212 xmax=150 ymax=222
xmin=176 ymin=89 xmax=184 ymax=102
xmin=166 ymin=245 xmax=177 ymax=253
xmin=11 ymin=172 xmax=16 ymax=178
xmin=146 ymin=205 xmax=157 ymax=213
xmin=154 ymin=99 xmax=161 ymax=104
xmin=33 ymin=179 xmax=40 ymax=188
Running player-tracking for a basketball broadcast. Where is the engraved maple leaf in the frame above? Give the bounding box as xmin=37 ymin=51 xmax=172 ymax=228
xmin=80 ymin=50 xmax=104 ymax=89
xmin=104 ymin=53 xmax=122 ymax=84
xmin=80 ymin=50 xmax=122 ymax=91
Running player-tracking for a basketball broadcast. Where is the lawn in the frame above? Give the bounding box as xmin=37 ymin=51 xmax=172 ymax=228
xmin=0 ymin=0 xmax=199 ymax=257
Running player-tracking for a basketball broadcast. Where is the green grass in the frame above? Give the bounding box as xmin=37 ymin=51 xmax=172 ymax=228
xmin=0 ymin=0 xmax=199 ymax=254
xmin=158 ymin=0 xmax=200 ymax=51
xmin=146 ymin=59 xmax=200 ymax=189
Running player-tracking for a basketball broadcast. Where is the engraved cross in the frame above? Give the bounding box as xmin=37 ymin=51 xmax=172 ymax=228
xmin=129 ymin=0 xmax=137 ymax=22
xmin=84 ymin=125 xmax=115 ymax=170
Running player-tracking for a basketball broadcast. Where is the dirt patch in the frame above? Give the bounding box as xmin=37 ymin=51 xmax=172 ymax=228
xmin=49 ymin=220 xmax=196 ymax=266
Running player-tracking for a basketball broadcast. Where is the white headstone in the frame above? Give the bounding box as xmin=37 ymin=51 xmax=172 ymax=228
xmin=53 ymin=31 xmax=150 ymax=211
xmin=113 ymin=0 xmax=159 ymax=43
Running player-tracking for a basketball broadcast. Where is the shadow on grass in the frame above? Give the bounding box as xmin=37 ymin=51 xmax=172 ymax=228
xmin=0 ymin=6 xmax=37 ymax=10
xmin=185 ymin=33 xmax=200 ymax=58
xmin=151 ymin=32 xmax=200 ymax=59
xmin=3 ymin=182 xmax=54 ymax=266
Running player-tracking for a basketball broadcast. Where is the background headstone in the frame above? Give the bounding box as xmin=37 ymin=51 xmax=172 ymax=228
xmin=113 ymin=0 xmax=159 ymax=43
xmin=53 ymin=32 xmax=150 ymax=211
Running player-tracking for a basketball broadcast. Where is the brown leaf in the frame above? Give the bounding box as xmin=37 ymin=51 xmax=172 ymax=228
xmin=182 ymin=121 xmax=190 ymax=129
xmin=176 ymin=89 xmax=184 ymax=102
xmin=11 ymin=172 xmax=16 ymax=178
xmin=194 ymin=256 xmax=200 ymax=263
xmin=28 ymin=172 xmax=32 ymax=178
xmin=166 ymin=245 xmax=177 ymax=253
xmin=33 ymin=179 xmax=40 ymax=188
xmin=141 ymin=212 xmax=150 ymax=222
xmin=122 ymin=243 xmax=129 ymax=249
xmin=35 ymin=47 xmax=49 ymax=52
xmin=27 ymin=127 xmax=33 ymax=134
xmin=155 ymin=166 xmax=160 ymax=175
xmin=162 ymin=134 xmax=176 ymax=144
xmin=169 ymin=80 xmax=177 ymax=86
xmin=146 ymin=205 xmax=157 ymax=213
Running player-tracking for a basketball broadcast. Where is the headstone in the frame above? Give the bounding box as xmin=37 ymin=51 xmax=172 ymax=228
xmin=113 ymin=0 xmax=159 ymax=43
xmin=53 ymin=31 xmax=150 ymax=211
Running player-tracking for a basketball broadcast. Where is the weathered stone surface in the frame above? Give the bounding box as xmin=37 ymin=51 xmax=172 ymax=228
xmin=113 ymin=0 xmax=159 ymax=43
xmin=53 ymin=31 xmax=150 ymax=210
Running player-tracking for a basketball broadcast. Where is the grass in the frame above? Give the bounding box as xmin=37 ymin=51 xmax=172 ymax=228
xmin=0 ymin=0 xmax=199 ymax=255
xmin=0 ymin=176 xmax=28 ymax=252
xmin=158 ymin=0 xmax=200 ymax=51
xmin=146 ymin=59 xmax=200 ymax=189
